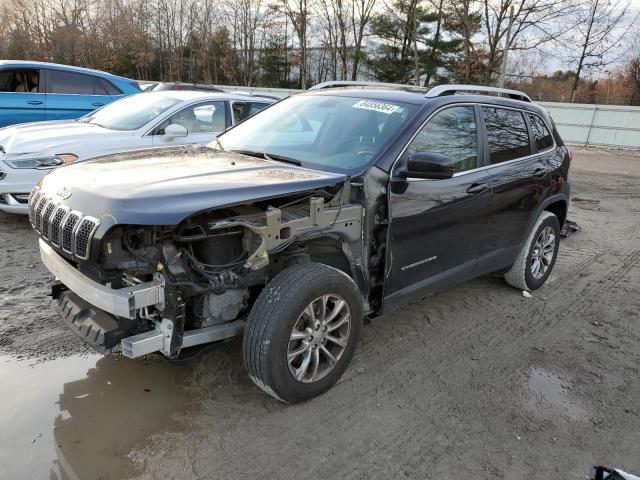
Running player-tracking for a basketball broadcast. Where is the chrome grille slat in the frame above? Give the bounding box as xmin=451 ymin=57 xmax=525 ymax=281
xmin=41 ymin=202 xmax=57 ymax=240
xmin=61 ymin=212 xmax=81 ymax=253
xmin=34 ymin=196 xmax=48 ymax=232
xmin=29 ymin=192 xmax=100 ymax=260
xmin=50 ymin=207 xmax=69 ymax=247
xmin=28 ymin=190 xmax=41 ymax=225
xmin=27 ymin=187 xmax=38 ymax=208
xmin=74 ymin=217 xmax=99 ymax=259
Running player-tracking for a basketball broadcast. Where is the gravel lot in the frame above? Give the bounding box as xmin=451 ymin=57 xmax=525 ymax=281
xmin=0 ymin=149 xmax=638 ymax=479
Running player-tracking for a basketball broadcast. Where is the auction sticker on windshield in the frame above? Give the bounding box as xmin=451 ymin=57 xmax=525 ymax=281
xmin=352 ymin=100 xmax=400 ymax=115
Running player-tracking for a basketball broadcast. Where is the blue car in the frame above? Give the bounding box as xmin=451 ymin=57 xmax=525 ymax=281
xmin=0 ymin=61 xmax=141 ymax=128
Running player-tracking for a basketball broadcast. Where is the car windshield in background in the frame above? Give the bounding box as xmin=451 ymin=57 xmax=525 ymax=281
xmin=79 ymin=95 xmax=182 ymax=131
xmin=213 ymin=94 xmax=418 ymax=173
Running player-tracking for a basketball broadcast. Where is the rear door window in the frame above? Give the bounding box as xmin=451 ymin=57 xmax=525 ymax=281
xmin=244 ymin=102 xmax=270 ymax=119
xmin=482 ymin=107 xmax=530 ymax=164
xmin=47 ymin=70 xmax=110 ymax=95
xmin=527 ymin=114 xmax=554 ymax=151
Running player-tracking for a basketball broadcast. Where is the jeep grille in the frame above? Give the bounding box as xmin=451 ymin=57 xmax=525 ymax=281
xmin=28 ymin=187 xmax=100 ymax=260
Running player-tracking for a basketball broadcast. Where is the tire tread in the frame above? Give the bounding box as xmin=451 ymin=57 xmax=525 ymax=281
xmin=243 ymin=262 xmax=359 ymax=402
xmin=504 ymin=211 xmax=557 ymax=291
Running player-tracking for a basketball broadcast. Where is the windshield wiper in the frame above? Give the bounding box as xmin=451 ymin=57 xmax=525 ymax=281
xmin=231 ymin=149 xmax=302 ymax=166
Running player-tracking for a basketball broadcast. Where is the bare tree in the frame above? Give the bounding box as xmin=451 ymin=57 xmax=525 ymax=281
xmin=317 ymin=0 xmax=340 ymax=79
xmin=226 ymin=0 xmax=268 ymax=85
xmin=566 ymin=0 xmax=636 ymax=102
xmin=350 ymin=0 xmax=376 ymax=80
xmin=282 ymin=0 xmax=311 ymax=87
xmin=480 ymin=0 xmax=575 ymax=84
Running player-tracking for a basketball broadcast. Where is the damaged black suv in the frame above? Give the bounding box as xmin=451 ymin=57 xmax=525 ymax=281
xmin=30 ymin=83 xmax=570 ymax=402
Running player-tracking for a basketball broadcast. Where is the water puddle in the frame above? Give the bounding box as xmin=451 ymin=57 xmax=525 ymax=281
xmin=0 ymin=354 xmax=190 ymax=479
xmin=572 ymin=197 xmax=602 ymax=211
xmin=526 ymin=368 xmax=586 ymax=421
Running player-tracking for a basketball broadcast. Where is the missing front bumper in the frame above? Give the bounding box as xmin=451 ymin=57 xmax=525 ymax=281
xmin=41 ymin=239 xmax=244 ymax=358
xmin=40 ymin=239 xmax=164 ymax=319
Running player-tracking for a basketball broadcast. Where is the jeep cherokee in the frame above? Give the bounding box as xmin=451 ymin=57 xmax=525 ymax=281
xmin=29 ymin=83 xmax=570 ymax=402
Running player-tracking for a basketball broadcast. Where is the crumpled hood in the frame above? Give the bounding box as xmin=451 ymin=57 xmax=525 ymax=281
xmin=0 ymin=120 xmax=120 ymax=157
xmin=38 ymin=145 xmax=347 ymax=225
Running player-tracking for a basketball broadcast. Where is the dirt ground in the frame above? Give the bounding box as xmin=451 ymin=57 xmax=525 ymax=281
xmin=0 ymin=149 xmax=638 ymax=479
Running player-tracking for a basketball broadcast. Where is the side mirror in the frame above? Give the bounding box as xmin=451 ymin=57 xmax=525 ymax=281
xmin=590 ymin=465 xmax=639 ymax=480
xmin=164 ymin=124 xmax=188 ymax=138
xmin=398 ymin=152 xmax=455 ymax=180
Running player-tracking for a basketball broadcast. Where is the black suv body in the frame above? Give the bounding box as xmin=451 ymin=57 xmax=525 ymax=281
xmin=30 ymin=84 xmax=569 ymax=402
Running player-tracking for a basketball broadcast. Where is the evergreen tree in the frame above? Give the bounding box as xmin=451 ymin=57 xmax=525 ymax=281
xmin=367 ymin=0 xmax=463 ymax=85
xmin=257 ymin=36 xmax=294 ymax=87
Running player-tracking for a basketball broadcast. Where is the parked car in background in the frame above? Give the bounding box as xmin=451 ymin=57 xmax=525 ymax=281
xmin=148 ymin=85 xmax=282 ymax=122
xmin=0 ymin=61 xmax=141 ymax=128
xmin=0 ymin=91 xmax=273 ymax=213
xmin=228 ymin=90 xmax=284 ymax=101
xmin=149 ymin=82 xmax=224 ymax=93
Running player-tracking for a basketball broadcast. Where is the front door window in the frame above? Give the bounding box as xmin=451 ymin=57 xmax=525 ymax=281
xmin=405 ymin=106 xmax=479 ymax=173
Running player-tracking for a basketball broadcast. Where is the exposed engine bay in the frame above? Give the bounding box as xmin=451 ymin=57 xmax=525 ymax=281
xmin=34 ymin=162 xmax=390 ymax=359
xmin=63 ymin=183 xmax=379 ymax=357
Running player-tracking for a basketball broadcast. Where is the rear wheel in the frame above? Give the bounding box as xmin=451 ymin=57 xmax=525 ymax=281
xmin=243 ymin=263 xmax=362 ymax=402
xmin=504 ymin=211 xmax=560 ymax=291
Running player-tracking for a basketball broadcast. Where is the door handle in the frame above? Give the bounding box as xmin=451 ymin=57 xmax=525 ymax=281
xmin=92 ymin=102 xmax=105 ymax=107
xmin=466 ymin=183 xmax=489 ymax=194
xmin=27 ymin=100 xmax=43 ymax=105
xmin=533 ymin=167 xmax=548 ymax=178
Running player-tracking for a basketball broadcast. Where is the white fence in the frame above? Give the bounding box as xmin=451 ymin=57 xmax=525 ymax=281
xmin=211 ymin=84 xmax=640 ymax=149
xmin=539 ymin=102 xmax=640 ymax=149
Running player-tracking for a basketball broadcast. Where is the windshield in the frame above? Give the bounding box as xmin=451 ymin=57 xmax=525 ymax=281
xmin=80 ymin=94 xmax=182 ymax=131
xmin=212 ymin=94 xmax=418 ymax=173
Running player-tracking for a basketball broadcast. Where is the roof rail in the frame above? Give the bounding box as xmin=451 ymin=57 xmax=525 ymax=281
xmin=425 ymin=84 xmax=531 ymax=102
xmin=227 ymin=90 xmax=283 ymax=100
xmin=309 ymin=81 xmax=428 ymax=93
xmin=309 ymin=81 xmax=532 ymax=102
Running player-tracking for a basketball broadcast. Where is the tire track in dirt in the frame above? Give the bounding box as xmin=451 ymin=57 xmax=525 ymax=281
xmin=619 ymin=221 xmax=640 ymax=239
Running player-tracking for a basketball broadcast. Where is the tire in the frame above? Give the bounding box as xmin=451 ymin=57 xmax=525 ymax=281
xmin=504 ymin=211 xmax=560 ymax=291
xmin=243 ymin=262 xmax=362 ymax=402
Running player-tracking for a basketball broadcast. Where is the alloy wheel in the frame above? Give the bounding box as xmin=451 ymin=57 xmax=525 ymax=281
xmin=531 ymin=226 xmax=556 ymax=279
xmin=287 ymin=294 xmax=351 ymax=383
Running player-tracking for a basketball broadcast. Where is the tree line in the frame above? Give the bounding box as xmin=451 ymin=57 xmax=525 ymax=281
xmin=0 ymin=0 xmax=638 ymax=104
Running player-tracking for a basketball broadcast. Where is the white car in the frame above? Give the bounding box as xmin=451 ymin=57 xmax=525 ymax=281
xmin=0 ymin=91 xmax=273 ymax=213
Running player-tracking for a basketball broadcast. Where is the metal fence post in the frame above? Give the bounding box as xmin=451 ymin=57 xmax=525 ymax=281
xmin=585 ymin=104 xmax=598 ymax=147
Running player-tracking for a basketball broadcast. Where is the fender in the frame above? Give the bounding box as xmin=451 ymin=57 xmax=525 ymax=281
xmin=519 ymin=192 xmax=569 ymax=246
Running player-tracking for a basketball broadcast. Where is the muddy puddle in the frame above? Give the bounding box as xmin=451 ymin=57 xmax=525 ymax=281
xmin=526 ymin=368 xmax=587 ymax=421
xmin=0 ymin=353 xmax=191 ymax=479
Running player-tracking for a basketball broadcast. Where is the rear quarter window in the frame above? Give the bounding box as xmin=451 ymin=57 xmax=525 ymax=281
xmin=528 ymin=114 xmax=554 ymax=151
xmin=99 ymin=78 xmax=122 ymax=95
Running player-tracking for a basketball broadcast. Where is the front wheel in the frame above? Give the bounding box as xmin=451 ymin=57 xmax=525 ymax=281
xmin=504 ymin=211 xmax=560 ymax=291
xmin=243 ymin=263 xmax=362 ymax=402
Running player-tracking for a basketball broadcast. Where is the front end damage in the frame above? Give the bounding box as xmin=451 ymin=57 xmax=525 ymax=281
xmin=35 ymin=186 xmax=372 ymax=358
